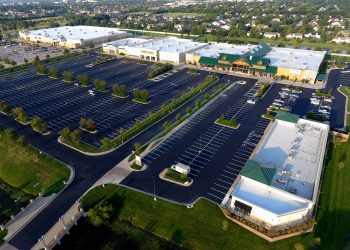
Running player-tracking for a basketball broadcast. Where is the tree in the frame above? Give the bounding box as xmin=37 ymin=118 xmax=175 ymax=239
xmin=45 ymin=54 xmax=50 ymax=61
xmin=0 ymin=101 xmax=10 ymax=114
xmin=12 ymin=107 xmax=27 ymax=122
xmin=134 ymin=143 xmax=141 ymax=153
xmin=195 ymin=98 xmax=201 ymax=108
xmin=36 ymin=64 xmax=47 ymax=75
xmin=163 ymin=121 xmax=171 ymax=130
xmin=100 ymin=137 xmax=111 ymax=148
xmin=31 ymin=116 xmax=47 ymax=133
xmin=119 ymin=128 xmax=125 ymax=142
xmin=87 ymin=201 xmax=114 ymax=227
xmin=63 ymin=48 xmax=70 ymax=55
xmin=69 ymin=129 xmax=81 ymax=144
xmin=32 ymin=56 xmax=40 ymax=66
xmin=4 ymin=128 xmax=16 ymax=141
xmin=62 ymin=71 xmax=73 ymax=82
xmin=16 ymin=135 xmax=28 ymax=147
xmin=113 ymin=84 xmax=127 ymax=97
xmin=59 ymin=127 xmax=71 ymax=141
xmin=49 ymin=68 xmax=59 ymax=79
xmin=93 ymin=79 xmax=107 ymax=92
xmin=186 ymin=106 xmax=192 ymax=114
xmin=176 ymin=113 xmax=181 ymax=121
xmin=77 ymin=74 xmax=89 ymax=86
xmin=79 ymin=118 xmax=87 ymax=129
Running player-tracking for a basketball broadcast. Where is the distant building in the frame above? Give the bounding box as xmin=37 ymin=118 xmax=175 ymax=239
xmin=19 ymin=26 xmax=129 ymax=49
xmin=332 ymin=37 xmax=350 ymax=44
xmin=120 ymin=37 xmax=208 ymax=64
xmin=102 ymin=38 xmax=150 ymax=55
xmin=286 ymin=33 xmax=303 ymax=40
xmin=304 ymin=32 xmax=321 ymax=39
xmin=263 ymin=32 xmax=280 ymax=39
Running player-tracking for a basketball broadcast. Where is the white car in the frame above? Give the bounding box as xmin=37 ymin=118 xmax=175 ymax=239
xmin=272 ymin=102 xmax=283 ymax=107
xmin=311 ymin=100 xmax=320 ymax=105
xmin=88 ymin=90 xmax=95 ymax=96
xmin=247 ymin=97 xmax=259 ymax=104
xmin=319 ymin=109 xmax=330 ymax=114
xmin=323 ymin=98 xmax=333 ymax=103
xmin=282 ymin=88 xmax=291 ymax=92
xmin=280 ymin=106 xmax=291 ymax=111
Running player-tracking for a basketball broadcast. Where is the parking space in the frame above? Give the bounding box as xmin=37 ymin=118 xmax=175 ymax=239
xmin=206 ymin=118 xmax=270 ymax=203
xmin=0 ymin=41 xmax=65 ymax=67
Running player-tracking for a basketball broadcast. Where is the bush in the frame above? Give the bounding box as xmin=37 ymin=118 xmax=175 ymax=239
xmin=49 ymin=68 xmax=59 ymax=79
xmin=59 ymin=127 xmax=71 ymax=141
xmin=93 ymin=79 xmax=107 ymax=92
xmin=112 ymin=84 xmax=127 ymax=97
xmin=31 ymin=116 xmax=47 ymax=133
xmin=87 ymin=201 xmax=114 ymax=227
xmin=148 ymin=63 xmax=173 ymax=79
xmin=133 ymin=88 xmax=149 ymax=103
xmin=12 ymin=107 xmax=27 ymax=123
xmin=62 ymin=71 xmax=73 ymax=83
xmin=0 ymin=101 xmax=10 ymax=114
xmin=80 ymin=118 xmax=96 ymax=132
xmin=36 ymin=64 xmax=47 ymax=75
xmin=77 ymin=74 xmax=89 ymax=86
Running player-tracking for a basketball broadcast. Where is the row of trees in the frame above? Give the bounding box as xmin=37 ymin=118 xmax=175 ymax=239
xmin=59 ymin=127 xmax=82 ymax=145
xmin=35 ymin=65 xmax=91 ymax=86
xmin=148 ymin=63 xmax=173 ymax=79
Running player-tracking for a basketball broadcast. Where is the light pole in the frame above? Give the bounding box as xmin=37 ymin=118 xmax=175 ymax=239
xmin=152 ymin=176 xmax=156 ymax=202
xmin=38 ymin=235 xmax=48 ymax=250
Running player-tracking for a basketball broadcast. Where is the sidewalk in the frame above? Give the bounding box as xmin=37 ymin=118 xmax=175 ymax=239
xmin=3 ymin=194 xmax=56 ymax=242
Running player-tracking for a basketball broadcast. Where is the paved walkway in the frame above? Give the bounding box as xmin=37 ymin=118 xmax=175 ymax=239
xmin=3 ymin=194 xmax=55 ymax=242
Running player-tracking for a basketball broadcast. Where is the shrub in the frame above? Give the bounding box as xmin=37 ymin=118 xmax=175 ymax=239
xmin=36 ymin=64 xmax=47 ymax=75
xmin=77 ymin=74 xmax=89 ymax=86
xmin=49 ymin=68 xmax=59 ymax=79
xmin=148 ymin=63 xmax=173 ymax=79
xmin=93 ymin=79 xmax=107 ymax=92
xmin=0 ymin=101 xmax=10 ymax=114
xmin=31 ymin=116 xmax=47 ymax=133
xmin=12 ymin=107 xmax=27 ymax=122
xmin=112 ymin=84 xmax=127 ymax=97
xmin=62 ymin=71 xmax=73 ymax=82
xmin=87 ymin=201 xmax=114 ymax=227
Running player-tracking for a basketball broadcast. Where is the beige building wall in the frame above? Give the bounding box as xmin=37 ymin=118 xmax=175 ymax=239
xmin=276 ymin=67 xmax=318 ymax=83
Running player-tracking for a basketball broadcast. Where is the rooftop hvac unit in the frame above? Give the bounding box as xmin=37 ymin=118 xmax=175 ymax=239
xmin=294 ymin=57 xmax=298 ymax=59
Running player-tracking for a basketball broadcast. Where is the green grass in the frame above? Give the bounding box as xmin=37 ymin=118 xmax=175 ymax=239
xmin=314 ymin=142 xmax=350 ymax=249
xmin=130 ymin=162 xmax=142 ymax=170
xmin=339 ymin=86 xmax=350 ymax=113
xmin=215 ymin=117 xmax=239 ymax=128
xmin=79 ymin=141 xmax=350 ymax=250
xmin=81 ymin=185 xmax=313 ymax=250
xmin=347 ymin=115 xmax=350 ymax=133
xmin=0 ymin=131 xmax=70 ymax=196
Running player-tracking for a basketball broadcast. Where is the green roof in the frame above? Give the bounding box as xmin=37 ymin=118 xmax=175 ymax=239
xmin=249 ymin=66 xmax=277 ymax=74
xmin=199 ymin=56 xmax=231 ymax=67
xmin=241 ymin=160 xmax=276 ymax=185
xmin=218 ymin=53 xmax=241 ymax=62
xmin=275 ymin=112 xmax=299 ymax=124
xmin=316 ymin=74 xmax=326 ymax=81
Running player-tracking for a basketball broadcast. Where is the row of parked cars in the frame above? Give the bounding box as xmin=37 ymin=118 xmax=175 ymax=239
xmin=310 ymin=93 xmax=333 ymax=117
xmin=270 ymin=87 xmax=302 ymax=111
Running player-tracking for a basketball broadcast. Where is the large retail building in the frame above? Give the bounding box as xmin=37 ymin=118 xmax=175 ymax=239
xmin=186 ymin=43 xmax=326 ymax=84
xmin=227 ymin=112 xmax=329 ymax=228
xmin=19 ymin=26 xmax=129 ymax=49
xmin=103 ymin=37 xmax=208 ymax=64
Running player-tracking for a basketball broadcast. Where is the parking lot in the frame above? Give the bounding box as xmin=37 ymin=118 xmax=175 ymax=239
xmin=0 ymin=41 xmax=64 ymax=67
xmin=121 ymin=78 xmax=298 ymax=204
xmin=0 ymin=54 xmax=217 ymax=147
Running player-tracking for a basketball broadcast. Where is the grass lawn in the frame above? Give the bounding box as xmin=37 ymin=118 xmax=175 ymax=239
xmin=347 ymin=114 xmax=350 ymax=132
xmin=339 ymin=86 xmax=350 ymax=113
xmin=76 ymin=141 xmax=350 ymax=250
xmin=0 ymin=131 xmax=70 ymax=196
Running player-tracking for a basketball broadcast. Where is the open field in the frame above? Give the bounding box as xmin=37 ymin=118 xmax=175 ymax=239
xmin=0 ymin=129 xmax=70 ymax=196
xmin=60 ymin=140 xmax=350 ymax=250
